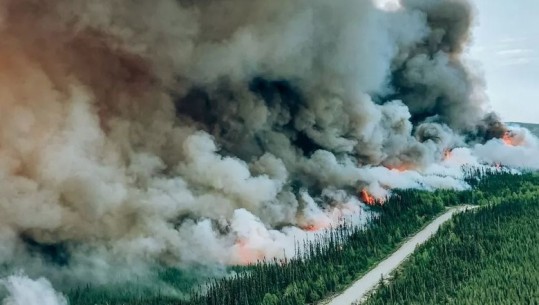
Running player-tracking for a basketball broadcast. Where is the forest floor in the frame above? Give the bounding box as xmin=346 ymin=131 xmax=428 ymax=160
xmin=324 ymin=205 xmax=476 ymax=305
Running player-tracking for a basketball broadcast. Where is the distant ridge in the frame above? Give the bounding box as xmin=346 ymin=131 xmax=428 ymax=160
xmin=507 ymin=122 xmax=539 ymax=137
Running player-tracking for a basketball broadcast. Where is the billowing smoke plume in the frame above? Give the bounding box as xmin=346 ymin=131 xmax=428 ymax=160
xmin=474 ymin=125 xmax=539 ymax=169
xmin=0 ymin=0 xmax=533 ymax=287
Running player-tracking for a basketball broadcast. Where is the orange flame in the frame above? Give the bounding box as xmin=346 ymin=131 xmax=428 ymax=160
xmin=386 ymin=165 xmax=409 ymax=172
xmin=303 ymin=225 xmax=317 ymax=232
xmin=302 ymin=219 xmax=331 ymax=232
xmin=502 ymin=131 xmax=515 ymax=146
xmin=360 ymin=189 xmax=385 ymax=206
xmin=443 ymin=149 xmax=453 ymax=160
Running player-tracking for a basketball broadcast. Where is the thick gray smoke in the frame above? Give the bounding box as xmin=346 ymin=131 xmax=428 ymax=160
xmin=0 ymin=0 xmax=524 ymax=287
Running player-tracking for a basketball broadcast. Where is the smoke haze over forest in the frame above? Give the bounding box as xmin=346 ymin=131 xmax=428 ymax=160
xmin=0 ymin=0 xmax=537 ymax=295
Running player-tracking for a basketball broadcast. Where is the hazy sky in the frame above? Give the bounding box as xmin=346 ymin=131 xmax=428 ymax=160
xmin=468 ymin=0 xmax=539 ymax=123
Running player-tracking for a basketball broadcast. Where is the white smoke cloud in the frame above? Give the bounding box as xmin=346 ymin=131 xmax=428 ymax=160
xmin=474 ymin=126 xmax=539 ymax=169
xmin=1 ymin=274 xmax=67 ymax=305
xmin=374 ymin=0 xmax=403 ymax=11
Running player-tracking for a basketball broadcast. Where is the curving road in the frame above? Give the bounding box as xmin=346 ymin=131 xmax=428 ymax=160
xmin=326 ymin=206 xmax=475 ymax=305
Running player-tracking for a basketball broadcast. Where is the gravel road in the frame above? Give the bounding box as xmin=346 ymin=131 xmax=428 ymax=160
xmin=326 ymin=206 xmax=475 ymax=305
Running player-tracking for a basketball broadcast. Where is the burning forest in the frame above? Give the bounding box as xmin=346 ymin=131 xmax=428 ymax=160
xmin=0 ymin=0 xmax=538 ymax=299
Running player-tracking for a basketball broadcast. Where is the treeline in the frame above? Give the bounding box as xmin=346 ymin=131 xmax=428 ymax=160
xmin=363 ymin=186 xmax=539 ymax=305
xmin=70 ymin=188 xmax=447 ymax=305
xmin=188 ymin=188 xmax=452 ymax=305
xmin=69 ymin=169 xmax=539 ymax=305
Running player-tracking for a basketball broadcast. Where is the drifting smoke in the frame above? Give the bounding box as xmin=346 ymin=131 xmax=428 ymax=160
xmin=0 ymin=0 xmax=536 ymax=287
xmin=474 ymin=126 xmax=539 ymax=169
xmin=1 ymin=274 xmax=67 ymax=305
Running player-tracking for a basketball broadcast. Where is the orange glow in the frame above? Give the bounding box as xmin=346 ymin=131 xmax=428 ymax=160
xmin=386 ymin=163 xmax=416 ymax=172
xmin=302 ymin=220 xmax=331 ymax=232
xmin=443 ymin=149 xmax=453 ymax=160
xmin=303 ymin=225 xmax=319 ymax=232
xmin=502 ymin=131 xmax=515 ymax=146
xmin=501 ymin=130 xmax=525 ymax=147
xmin=360 ymin=189 xmax=385 ymax=206
xmin=234 ymin=239 xmax=265 ymax=265
xmin=387 ymin=165 xmax=408 ymax=172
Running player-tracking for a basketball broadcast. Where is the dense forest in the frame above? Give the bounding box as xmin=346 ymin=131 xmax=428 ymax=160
xmin=68 ymin=169 xmax=539 ymax=305
xmin=363 ymin=185 xmax=539 ymax=305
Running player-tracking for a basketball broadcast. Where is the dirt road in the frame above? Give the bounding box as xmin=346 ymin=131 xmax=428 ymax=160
xmin=326 ymin=206 xmax=475 ymax=305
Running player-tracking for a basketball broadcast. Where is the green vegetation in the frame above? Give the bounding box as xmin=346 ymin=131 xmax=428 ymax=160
xmin=188 ymin=190 xmax=452 ymax=305
xmin=68 ymin=169 xmax=539 ymax=305
xmin=68 ymin=267 xmax=222 ymax=305
xmin=463 ymin=168 xmax=539 ymax=205
xmin=364 ymin=182 xmax=539 ymax=305
xmin=70 ymin=188 xmax=447 ymax=305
